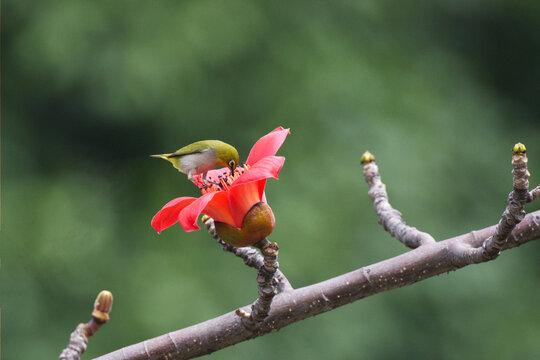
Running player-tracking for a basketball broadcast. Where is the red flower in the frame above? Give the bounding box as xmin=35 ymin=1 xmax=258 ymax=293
xmin=151 ymin=127 xmax=290 ymax=237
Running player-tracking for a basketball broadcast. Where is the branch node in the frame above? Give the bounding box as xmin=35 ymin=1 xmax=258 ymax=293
xmin=528 ymin=185 xmax=540 ymax=203
xmin=235 ymin=308 xmax=252 ymax=320
xmin=361 ymin=267 xmax=373 ymax=287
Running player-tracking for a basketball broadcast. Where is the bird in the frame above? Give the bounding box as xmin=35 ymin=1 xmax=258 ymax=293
xmin=151 ymin=140 xmax=240 ymax=184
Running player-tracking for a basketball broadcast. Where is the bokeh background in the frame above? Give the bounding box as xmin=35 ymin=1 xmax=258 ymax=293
xmin=2 ymin=1 xmax=540 ymax=359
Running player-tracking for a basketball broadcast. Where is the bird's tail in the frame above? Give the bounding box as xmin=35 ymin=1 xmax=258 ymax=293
xmin=150 ymin=153 xmax=172 ymax=160
xmin=150 ymin=153 xmax=181 ymax=169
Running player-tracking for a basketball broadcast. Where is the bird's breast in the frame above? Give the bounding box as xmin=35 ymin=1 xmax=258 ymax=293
xmin=178 ymin=149 xmax=217 ymax=174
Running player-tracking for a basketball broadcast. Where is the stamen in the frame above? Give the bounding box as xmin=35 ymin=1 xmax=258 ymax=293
xmin=196 ymin=164 xmax=251 ymax=193
xmin=220 ymin=178 xmax=230 ymax=191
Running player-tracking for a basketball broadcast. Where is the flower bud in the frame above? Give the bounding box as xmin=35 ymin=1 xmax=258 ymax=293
xmin=361 ymin=151 xmax=375 ymax=164
xmin=92 ymin=290 xmax=113 ymax=322
xmin=512 ymin=142 xmax=526 ymax=153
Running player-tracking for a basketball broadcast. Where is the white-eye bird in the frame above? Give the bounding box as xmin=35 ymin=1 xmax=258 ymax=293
xmin=151 ymin=140 xmax=240 ymax=183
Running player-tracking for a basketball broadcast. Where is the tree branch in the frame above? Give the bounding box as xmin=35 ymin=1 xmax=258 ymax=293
xmin=467 ymin=143 xmax=530 ymax=262
xmin=202 ymin=216 xmax=284 ymax=323
xmin=202 ymin=216 xmax=293 ymax=292
xmin=92 ymin=210 xmax=540 ymax=360
xmin=361 ymin=151 xmax=436 ymax=248
xmin=91 ymin=143 xmax=539 ymax=360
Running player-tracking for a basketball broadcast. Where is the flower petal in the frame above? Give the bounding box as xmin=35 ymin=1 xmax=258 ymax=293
xmin=246 ymin=127 xmax=290 ymax=165
xmin=192 ymin=167 xmax=231 ymax=187
xmin=201 ymin=191 xmax=236 ymax=227
xmin=178 ymin=192 xmax=218 ymax=231
xmin=228 ymin=180 xmax=266 ymax=227
xmin=233 ymin=156 xmax=285 ymax=186
xmin=152 ymin=197 xmax=197 ymax=234
xmin=205 ymin=167 xmax=232 ymax=183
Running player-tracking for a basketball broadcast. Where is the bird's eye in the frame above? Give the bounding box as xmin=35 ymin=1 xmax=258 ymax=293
xmin=228 ymin=160 xmax=236 ymax=168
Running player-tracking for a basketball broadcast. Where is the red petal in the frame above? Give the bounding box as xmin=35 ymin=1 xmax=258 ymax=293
xmin=206 ymin=167 xmax=232 ymax=183
xmin=228 ymin=180 xmax=266 ymax=227
xmin=152 ymin=197 xmax=197 ymax=234
xmin=233 ymin=156 xmax=285 ymax=186
xmin=201 ymin=191 xmax=236 ymax=226
xmin=246 ymin=127 xmax=290 ymax=166
xmin=178 ymin=192 xmax=218 ymax=231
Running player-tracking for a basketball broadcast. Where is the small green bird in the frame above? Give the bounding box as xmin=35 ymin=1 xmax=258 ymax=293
xmin=151 ymin=140 xmax=240 ymax=183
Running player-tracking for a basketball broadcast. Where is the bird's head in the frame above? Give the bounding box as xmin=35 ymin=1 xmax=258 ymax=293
xmin=215 ymin=142 xmax=240 ymax=175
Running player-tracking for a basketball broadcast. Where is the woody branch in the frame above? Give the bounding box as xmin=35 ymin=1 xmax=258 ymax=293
xmin=202 ymin=215 xmax=284 ymax=323
xmin=89 ymin=143 xmax=540 ymax=360
xmin=59 ymin=291 xmax=113 ymax=360
xmin=202 ymin=216 xmax=292 ymax=293
xmin=361 ymin=151 xmax=436 ymax=248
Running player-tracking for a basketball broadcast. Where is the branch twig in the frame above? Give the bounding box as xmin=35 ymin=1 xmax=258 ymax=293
xmin=203 ymin=216 xmax=283 ymax=323
xmin=361 ymin=151 xmax=436 ymax=248
xmin=468 ymin=143 xmax=530 ymax=262
xmin=243 ymin=239 xmax=279 ymax=322
xmin=202 ymin=216 xmax=293 ymax=292
xmin=60 ymin=290 xmax=113 ymax=360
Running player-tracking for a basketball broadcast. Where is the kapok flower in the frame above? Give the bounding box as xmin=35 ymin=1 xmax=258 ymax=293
xmin=151 ymin=127 xmax=290 ymax=246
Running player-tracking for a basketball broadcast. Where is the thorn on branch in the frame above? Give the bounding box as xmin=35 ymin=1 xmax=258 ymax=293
xmin=361 ymin=150 xmax=436 ymax=248
xmin=59 ymin=290 xmax=113 ymax=360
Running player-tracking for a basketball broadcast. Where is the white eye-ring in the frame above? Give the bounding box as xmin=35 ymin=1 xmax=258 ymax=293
xmin=228 ymin=160 xmax=236 ymax=168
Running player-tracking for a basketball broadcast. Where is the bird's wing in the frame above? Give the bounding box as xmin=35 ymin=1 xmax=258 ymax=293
xmin=167 ymin=141 xmax=212 ymax=158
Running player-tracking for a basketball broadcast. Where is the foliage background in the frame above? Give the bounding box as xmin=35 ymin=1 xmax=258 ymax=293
xmin=2 ymin=1 xmax=540 ymax=359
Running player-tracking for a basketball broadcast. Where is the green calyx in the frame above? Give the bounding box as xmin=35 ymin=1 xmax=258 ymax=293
xmin=214 ymin=202 xmax=275 ymax=247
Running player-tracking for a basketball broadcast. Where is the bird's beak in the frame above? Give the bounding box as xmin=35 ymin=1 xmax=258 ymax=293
xmin=229 ymin=165 xmax=235 ymax=175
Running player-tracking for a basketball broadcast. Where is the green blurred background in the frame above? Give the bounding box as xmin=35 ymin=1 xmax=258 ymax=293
xmin=2 ymin=0 xmax=540 ymax=359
